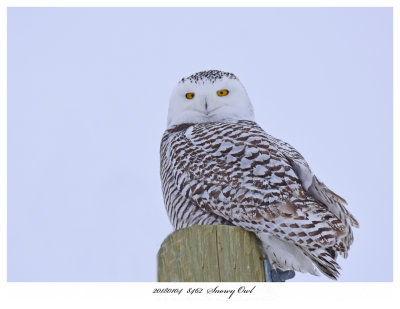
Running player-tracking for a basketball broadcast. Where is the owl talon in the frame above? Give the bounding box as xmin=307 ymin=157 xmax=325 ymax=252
xmin=271 ymin=269 xmax=296 ymax=282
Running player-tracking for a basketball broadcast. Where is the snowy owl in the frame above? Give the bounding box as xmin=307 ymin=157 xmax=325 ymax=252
xmin=160 ymin=70 xmax=358 ymax=281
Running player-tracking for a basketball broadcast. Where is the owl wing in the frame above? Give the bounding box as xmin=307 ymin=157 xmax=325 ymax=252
xmin=169 ymin=121 xmax=350 ymax=257
xmin=266 ymin=133 xmax=359 ymax=230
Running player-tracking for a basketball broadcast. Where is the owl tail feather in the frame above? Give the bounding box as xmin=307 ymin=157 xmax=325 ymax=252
xmin=304 ymin=248 xmax=341 ymax=280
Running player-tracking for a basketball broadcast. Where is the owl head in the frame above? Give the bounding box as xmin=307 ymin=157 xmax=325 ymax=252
xmin=167 ymin=70 xmax=255 ymax=128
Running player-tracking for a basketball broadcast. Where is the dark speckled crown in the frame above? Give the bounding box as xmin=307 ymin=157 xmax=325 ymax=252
xmin=180 ymin=70 xmax=237 ymax=84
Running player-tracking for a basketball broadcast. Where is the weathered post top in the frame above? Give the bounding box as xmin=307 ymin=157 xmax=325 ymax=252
xmin=157 ymin=225 xmax=266 ymax=282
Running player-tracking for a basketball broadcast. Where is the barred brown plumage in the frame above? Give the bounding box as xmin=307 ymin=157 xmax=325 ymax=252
xmin=160 ymin=70 xmax=358 ymax=280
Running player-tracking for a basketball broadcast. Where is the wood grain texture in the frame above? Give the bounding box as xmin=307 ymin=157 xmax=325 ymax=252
xmin=157 ymin=225 xmax=266 ymax=282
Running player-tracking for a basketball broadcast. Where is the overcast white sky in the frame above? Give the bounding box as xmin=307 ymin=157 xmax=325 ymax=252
xmin=8 ymin=7 xmax=392 ymax=282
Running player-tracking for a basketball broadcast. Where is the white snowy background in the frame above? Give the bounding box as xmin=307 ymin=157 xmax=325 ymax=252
xmin=8 ymin=7 xmax=392 ymax=281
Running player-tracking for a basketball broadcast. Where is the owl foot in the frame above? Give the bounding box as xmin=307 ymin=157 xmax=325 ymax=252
xmin=271 ymin=269 xmax=295 ymax=282
xmin=263 ymin=259 xmax=295 ymax=282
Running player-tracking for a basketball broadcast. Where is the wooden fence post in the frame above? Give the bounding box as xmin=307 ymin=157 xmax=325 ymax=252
xmin=157 ymin=225 xmax=266 ymax=282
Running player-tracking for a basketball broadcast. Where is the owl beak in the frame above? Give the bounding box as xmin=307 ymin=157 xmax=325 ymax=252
xmin=204 ymin=97 xmax=208 ymax=111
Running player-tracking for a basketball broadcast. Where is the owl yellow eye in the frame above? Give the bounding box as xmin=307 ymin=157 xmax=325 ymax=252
xmin=185 ymin=92 xmax=195 ymax=100
xmin=217 ymin=89 xmax=229 ymax=97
